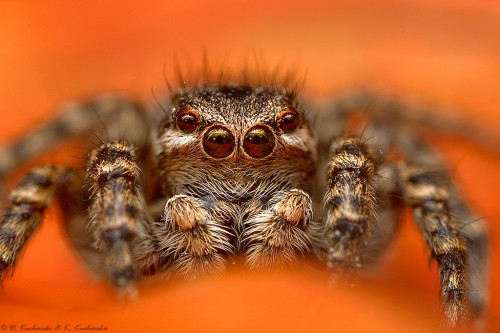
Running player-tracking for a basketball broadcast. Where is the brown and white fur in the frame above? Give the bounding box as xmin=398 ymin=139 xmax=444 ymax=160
xmin=0 ymin=85 xmax=489 ymax=327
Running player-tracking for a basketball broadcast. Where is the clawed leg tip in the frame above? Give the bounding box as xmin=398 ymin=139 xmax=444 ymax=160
xmin=116 ymin=284 xmax=139 ymax=301
xmin=0 ymin=262 xmax=13 ymax=282
xmin=442 ymin=303 xmax=464 ymax=328
xmin=110 ymin=265 xmax=140 ymax=301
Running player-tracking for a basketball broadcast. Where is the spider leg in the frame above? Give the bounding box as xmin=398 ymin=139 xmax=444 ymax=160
xmin=155 ymin=195 xmax=234 ymax=279
xmin=313 ymin=137 xmax=378 ymax=275
xmin=359 ymin=162 xmax=403 ymax=264
xmin=315 ymin=90 xmax=500 ymax=154
xmin=398 ymin=138 xmax=473 ymax=327
xmin=317 ymin=93 xmax=489 ymax=324
xmin=85 ymin=139 xmax=154 ymax=289
xmin=0 ymin=95 xmax=165 ymax=288
xmin=63 ymin=188 xmax=165 ymax=284
xmin=450 ymin=189 xmax=488 ymax=317
xmin=242 ymin=190 xmax=313 ymax=269
xmin=0 ymin=165 xmax=75 ymax=279
xmin=0 ymin=95 xmax=149 ymax=177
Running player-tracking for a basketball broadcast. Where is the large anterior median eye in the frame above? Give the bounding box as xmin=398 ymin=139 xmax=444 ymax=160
xmin=277 ymin=110 xmax=300 ymax=133
xmin=176 ymin=110 xmax=199 ymax=133
xmin=203 ymin=126 xmax=235 ymax=158
xmin=243 ymin=126 xmax=275 ymax=158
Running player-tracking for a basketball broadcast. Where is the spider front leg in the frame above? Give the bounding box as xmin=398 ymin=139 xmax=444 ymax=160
xmin=243 ymin=190 xmax=313 ymax=269
xmin=86 ymin=139 xmax=152 ymax=290
xmin=156 ymin=195 xmax=234 ymax=279
xmin=314 ymin=137 xmax=378 ymax=275
xmin=0 ymin=165 xmax=74 ymax=279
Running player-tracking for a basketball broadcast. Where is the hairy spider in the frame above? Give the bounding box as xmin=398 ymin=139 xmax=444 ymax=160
xmin=0 ymin=82 xmax=488 ymax=327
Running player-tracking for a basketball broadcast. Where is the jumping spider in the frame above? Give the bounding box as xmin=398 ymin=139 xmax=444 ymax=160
xmin=0 ymin=81 xmax=488 ymax=327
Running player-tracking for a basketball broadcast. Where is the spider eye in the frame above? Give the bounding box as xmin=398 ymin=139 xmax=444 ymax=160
xmin=277 ymin=110 xmax=300 ymax=133
xmin=243 ymin=126 xmax=275 ymax=158
xmin=176 ymin=110 xmax=199 ymax=133
xmin=203 ymin=126 xmax=235 ymax=158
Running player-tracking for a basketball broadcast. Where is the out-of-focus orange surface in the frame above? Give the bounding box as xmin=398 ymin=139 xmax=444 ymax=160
xmin=0 ymin=1 xmax=499 ymax=332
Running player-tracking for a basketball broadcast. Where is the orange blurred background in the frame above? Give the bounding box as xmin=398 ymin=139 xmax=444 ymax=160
xmin=0 ymin=0 xmax=499 ymax=332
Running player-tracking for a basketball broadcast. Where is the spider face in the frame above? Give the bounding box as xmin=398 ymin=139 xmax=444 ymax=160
xmin=156 ymin=86 xmax=317 ymax=200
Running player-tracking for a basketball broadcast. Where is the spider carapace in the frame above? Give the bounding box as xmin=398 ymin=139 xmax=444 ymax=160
xmin=0 ymin=84 xmax=488 ymax=327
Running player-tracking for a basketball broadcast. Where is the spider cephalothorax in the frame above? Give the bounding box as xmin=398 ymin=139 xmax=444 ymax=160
xmin=0 ymin=84 xmax=489 ymax=327
xmin=153 ymin=86 xmax=317 ymax=274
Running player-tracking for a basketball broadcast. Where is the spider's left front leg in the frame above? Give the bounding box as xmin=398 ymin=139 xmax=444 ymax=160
xmin=314 ymin=137 xmax=378 ymax=276
xmin=243 ymin=190 xmax=313 ymax=268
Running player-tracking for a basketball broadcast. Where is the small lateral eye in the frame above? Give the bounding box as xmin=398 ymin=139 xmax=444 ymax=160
xmin=176 ymin=110 xmax=199 ymax=133
xmin=277 ymin=110 xmax=300 ymax=133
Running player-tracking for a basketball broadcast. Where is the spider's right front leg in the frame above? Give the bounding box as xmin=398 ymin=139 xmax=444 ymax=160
xmin=156 ymin=195 xmax=234 ymax=279
xmin=86 ymin=139 xmax=152 ymax=290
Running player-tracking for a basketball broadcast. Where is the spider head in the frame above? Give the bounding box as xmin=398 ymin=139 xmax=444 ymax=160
xmin=157 ymin=86 xmax=316 ymax=197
